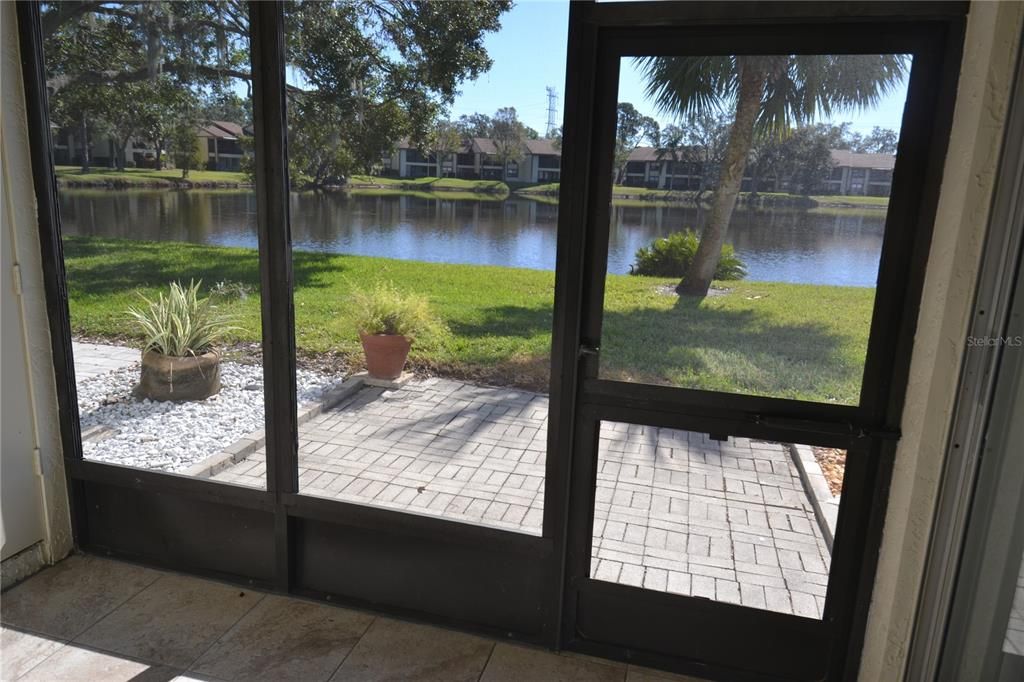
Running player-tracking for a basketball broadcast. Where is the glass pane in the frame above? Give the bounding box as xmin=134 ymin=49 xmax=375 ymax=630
xmin=43 ymin=4 xmax=266 ymax=489
xmin=599 ymin=54 xmax=911 ymax=405
xmin=205 ymin=0 xmax=567 ymax=532
xmin=591 ymin=421 xmax=837 ymax=619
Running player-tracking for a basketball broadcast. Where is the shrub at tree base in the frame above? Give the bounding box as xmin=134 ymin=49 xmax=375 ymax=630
xmin=632 ymin=230 xmax=746 ymax=280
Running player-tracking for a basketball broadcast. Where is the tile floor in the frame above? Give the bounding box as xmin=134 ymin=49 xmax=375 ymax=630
xmin=1 ymin=554 xmax=701 ymax=682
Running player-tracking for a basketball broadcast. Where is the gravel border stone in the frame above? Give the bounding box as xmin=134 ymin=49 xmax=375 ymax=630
xmin=77 ymin=360 xmax=343 ymax=473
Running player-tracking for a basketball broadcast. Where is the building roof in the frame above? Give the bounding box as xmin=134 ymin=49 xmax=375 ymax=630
xmin=626 ymin=147 xmax=663 ymax=162
xmin=197 ymin=121 xmax=247 ymax=139
xmin=522 ymin=138 xmax=560 ymax=156
xmin=828 ymin=148 xmax=896 ymax=170
xmin=470 ymin=137 xmax=498 ymax=155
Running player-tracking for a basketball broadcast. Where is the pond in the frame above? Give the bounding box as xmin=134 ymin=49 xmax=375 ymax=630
xmin=58 ymin=190 xmax=887 ymax=287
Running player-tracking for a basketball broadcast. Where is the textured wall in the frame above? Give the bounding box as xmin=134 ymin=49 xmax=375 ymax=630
xmin=1 ymin=1 xmax=73 ymax=574
xmin=859 ymin=2 xmax=1024 ymax=679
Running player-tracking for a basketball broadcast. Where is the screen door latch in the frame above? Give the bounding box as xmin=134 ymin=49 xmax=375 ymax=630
xmin=578 ymin=344 xmax=600 ymax=359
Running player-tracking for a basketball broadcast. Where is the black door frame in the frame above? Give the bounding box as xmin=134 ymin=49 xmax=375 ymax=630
xmin=16 ymin=1 xmax=966 ymax=680
xmin=554 ymin=3 xmax=966 ymax=681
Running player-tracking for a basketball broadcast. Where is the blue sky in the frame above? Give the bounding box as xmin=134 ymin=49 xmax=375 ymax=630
xmin=449 ymin=0 xmax=910 ymax=138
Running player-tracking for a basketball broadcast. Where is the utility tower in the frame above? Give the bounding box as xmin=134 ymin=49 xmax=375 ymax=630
xmin=545 ymin=86 xmax=559 ymax=138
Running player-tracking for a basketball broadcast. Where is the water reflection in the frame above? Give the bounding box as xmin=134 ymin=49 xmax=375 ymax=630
xmin=59 ymin=190 xmax=886 ymax=286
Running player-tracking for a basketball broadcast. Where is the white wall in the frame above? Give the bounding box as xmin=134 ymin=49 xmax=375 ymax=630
xmin=0 ymin=1 xmax=73 ymax=582
xmin=858 ymin=2 xmax=1024 ymax=679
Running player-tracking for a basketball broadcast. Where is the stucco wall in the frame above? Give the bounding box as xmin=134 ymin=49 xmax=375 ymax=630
xmin=858 ymin=2 xmax=1024 ymax=679
xmin=0 ymin=1 xmax=73 ymax=580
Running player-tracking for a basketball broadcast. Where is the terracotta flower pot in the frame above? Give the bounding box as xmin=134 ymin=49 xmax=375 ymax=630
xmin=359 ymin=332 xmax=412 ymax=380
xmin=137 ymin=349 xmax=221 ymax=401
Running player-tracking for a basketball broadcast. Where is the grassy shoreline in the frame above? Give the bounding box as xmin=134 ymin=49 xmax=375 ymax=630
xmin=346 ymin=175 xmax=509 ymax=195
xmin=515 ymin=182 xmax=890 ymax=210
xmin=65 ymin=236 xmax=873 ymax=403
xmin=56 ymin=166 xmax=249 ymax=188
xmin=56 ymin=170 xmax=889 ymax=214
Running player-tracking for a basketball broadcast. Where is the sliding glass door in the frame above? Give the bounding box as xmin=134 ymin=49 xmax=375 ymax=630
xmin=18 ymin=1 xmax=966 ymax=679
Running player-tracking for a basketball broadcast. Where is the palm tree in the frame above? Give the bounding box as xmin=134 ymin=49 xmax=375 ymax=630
xmin=640 ymin=54 xmax=908 ymax=296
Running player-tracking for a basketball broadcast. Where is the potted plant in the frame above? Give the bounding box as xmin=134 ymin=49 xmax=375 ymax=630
xmin=350 ymin=281 xmax=440 ymax=380
xmin=127 ymin=280 xmax=233 ymax=401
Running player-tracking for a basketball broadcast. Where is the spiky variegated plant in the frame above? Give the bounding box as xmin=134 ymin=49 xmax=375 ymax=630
xmin=640 ymin=54 xmax=909 ymax=296
xmin=127 ymin=280 xmax=231 ymax=357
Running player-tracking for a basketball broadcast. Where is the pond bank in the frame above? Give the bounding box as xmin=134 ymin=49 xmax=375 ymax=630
xmin=517 ymin=184 xmax=889 ymax=210
xmin=63 ymin=236 xmax=873 ymax=403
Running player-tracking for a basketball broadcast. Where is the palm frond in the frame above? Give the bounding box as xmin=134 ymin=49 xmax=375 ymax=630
xmin=637 ymin=55 xmax=737 ymax=120
xmin=640 ymin=52 xmax=910 ymax=135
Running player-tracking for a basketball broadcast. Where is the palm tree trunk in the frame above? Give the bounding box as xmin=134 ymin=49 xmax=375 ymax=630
xmin=677 ymin=58 xmax=766 ymax=296
xmin=79 ymin=119 xmax=91 ymax=173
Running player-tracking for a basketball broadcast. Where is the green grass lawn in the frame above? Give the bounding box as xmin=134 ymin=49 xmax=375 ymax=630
xmin=809 ymin=194 xmax=890 ymax=207
xmin=517 ymin=182 xmax=678 ymax=200
xmin=56 ymin=166 xmax=248 ymax=185
xmin=347 ymin=175 xmax=509 ymax=193
xmin=63 ymin=236 xmax=874 ymax=403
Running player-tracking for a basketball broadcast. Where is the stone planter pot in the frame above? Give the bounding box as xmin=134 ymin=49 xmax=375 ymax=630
xmin=359 ymin=332 xmax=412 ymax=380
xmin=137 ymin=350 xmax=221 ymax=401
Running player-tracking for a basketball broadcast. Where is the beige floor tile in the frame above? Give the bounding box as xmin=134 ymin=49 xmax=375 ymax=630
xmin=626 ymin=664 xmax=709 ymax=681
xmin=330 ymin=617 xmax=493 ymax=681
xmin=1 ymin=554 xmax=160 ymax=640
xmin=190 ymin=594 xmax=374 ymax=681
xmin=480 ymin=643 xmax=624 ymax=682
xmin=1 ymin=627 xmax=65 ymax=679
xmin=74 ymin=574 xmax=263 ymax=668
xmin=18 ymin=643 xmax=179 ymax=681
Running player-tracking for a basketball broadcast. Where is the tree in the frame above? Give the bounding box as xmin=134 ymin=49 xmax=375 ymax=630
xmin=287 ymin=95 xmax=355 ymax=188
xmin=41 ymin=1 xmax=512 ymax=187
xmin=44 ymin=6 xmax=136 ymax=171
xmin=456 ymin=113 xmax=494 ymax=138
xmin=615 ymin=103 xmax=659 ymax=184
xmin=549 ymin=126 xmax=563 ymax=151
xmin=745 ymin=124 xmax=836 ymax=196
xmin=641 ymin=54 xmax=908 ymax=296
xmin=856 ymin=126 xmax=899 ymax=154
xmin=813 ymin=122 xmax=899 ymax=154
xmin=491 ymin=107 xmax=528 ymax=181
xmin=169 ymin=123 xmax=202 ymax=180
xmin=423 ymin=120 xmax=463 ymax=177
xmin=282 ymin=1 xmax=511 ymax=185
xmin=201 ymin=91 xmax=252 ymax=128
xmin=137 ymin=80 xmax=200 ymax=171
xmin=347 ymin=101 xmax=408 ymax=175
xmin=680 ymin=113 xmax=730 ymax=199
xmin=775 ymin=126 xmax=834 ymax=195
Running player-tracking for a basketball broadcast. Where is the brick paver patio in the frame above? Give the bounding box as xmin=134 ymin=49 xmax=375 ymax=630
xmin=215 ymin=377 xmax=831 ymax=618
xmin=72 ymin=341 xmax=139 ymax=382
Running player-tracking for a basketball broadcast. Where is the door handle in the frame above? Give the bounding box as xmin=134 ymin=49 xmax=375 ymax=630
xmin=578 ymin=344 xmax=600 ymax=359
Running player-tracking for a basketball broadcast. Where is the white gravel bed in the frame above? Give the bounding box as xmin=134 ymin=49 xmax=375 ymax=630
xmin=77 ymin=361 xmax=338 ymax=472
